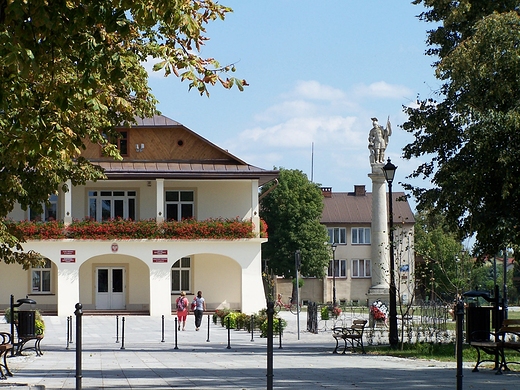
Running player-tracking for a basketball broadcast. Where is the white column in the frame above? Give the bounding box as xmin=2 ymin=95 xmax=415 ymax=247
xmin=57 ymin=266 xmax=80 ymax=316
xmin=368 ymin=164 xmax=389 ymax=289
xmin=149 ymin=264 xmax=172 ymax=316
xmin=251 ymin=180 xmax=260 ymax=234
xmin=156 ymin=179 xmax=164 ymax=223
xmin=64 ymin=179 xmax=72 ymax=225
xmin=241 ymin=251 xmax=266 ymax=314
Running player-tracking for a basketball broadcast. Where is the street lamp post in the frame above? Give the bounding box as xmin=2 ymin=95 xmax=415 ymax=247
xmin=382 ymin=158 xmax=398 ymax=348
xmin=332 ymin=243 xmax=337 ymax=308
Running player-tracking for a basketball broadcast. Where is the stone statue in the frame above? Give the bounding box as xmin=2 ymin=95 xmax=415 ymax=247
xmin=368 ymin=117 xmax=391 ymax=164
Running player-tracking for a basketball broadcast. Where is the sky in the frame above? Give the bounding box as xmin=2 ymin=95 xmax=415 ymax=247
xmin=145 ymin=1 xmax=440 ymax=210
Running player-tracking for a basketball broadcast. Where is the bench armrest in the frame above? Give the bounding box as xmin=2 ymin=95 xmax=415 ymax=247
xmin=0 ymin=332 xmax=13 ymax=345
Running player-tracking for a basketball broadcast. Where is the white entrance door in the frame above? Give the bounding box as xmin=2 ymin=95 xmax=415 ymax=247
xmin=96 ymin=267 xmax=125 ymax=310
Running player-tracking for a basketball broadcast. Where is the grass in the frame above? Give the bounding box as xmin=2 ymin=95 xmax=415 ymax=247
xmin=365 ymin=341 xmax=520 ymax=372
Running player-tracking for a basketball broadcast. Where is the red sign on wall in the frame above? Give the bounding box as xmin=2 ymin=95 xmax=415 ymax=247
xmin=61 ymin=257 xmax=76 ymax=263
xmin=153 ymin=250 xmax=168 ymax=255
xmin=152 ymin=258 xmax=168 ymax=263
xmin=61 ymin=250 xmax=76 ymax=255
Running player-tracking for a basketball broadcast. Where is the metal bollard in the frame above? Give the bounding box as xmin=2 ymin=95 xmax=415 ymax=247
xmin=75 ymin=303 xmax=83 ymax=390
xmin=69 ymin=316 xmax=73 ymax=344
xmin=161 ymin=315 xmax=165 ymax=342
xmin=120 ymin=317 xmax=125 ymax=350
xmin=206 ymin=314 xmax=210 ymax=342
xmin=266 ymin=301 xmax=274 ymax=390
xmin=251 ymin=315 xmax=254 ymax=342
xmin=66 ymin=316 xmax=70 ymax=350
xmin=226 ymin=316 xmax=231 ymax=349
xmin=115 ymin=315 xmax=119 ymax=343
xmin=278 ymin=318 xmax=283 ymax=349
xmin=456 ymin=299 xmax=464 ymax=390
xmin=174 ymin=317 xmax=178 ymax=350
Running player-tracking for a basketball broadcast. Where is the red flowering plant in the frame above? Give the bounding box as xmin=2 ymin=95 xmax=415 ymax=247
xmin=9 ymin=217 xmax=256 ymax=240
xmin=66 ymin=218 xmax=160 ymax=239
xmin=160 ymin=218 xmax=255 ymax=240
xmin=259 ymin=218 xmax=268 ymax=238
xmin=9 ymin=220 xmax=65 ymax=239
xmin=370 ymin=300 xmax=388 ymax=321
xmin=332 ymin=306 xmax=342 ymax=317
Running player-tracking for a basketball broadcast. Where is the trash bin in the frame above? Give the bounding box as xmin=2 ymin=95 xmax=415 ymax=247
xmin=17 ymin=311 xmax=36 ymax=338
xmin=465 ymin=306 xmax=491 ymax=343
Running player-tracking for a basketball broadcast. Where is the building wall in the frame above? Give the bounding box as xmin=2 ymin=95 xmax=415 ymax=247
xmin=0 ymin=238 xmax=266 ymax=316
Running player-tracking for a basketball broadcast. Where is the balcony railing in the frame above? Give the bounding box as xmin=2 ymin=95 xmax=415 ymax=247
xmin=6 ymin=218 xmax=268 ymax=240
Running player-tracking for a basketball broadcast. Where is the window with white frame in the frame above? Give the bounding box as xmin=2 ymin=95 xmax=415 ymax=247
xmin=351 ymin=259 xmax=371 ymax=278
xmin=165 ymin=190 xmax=194 ymax=221
xmin=171 ymin=257 xmax=191 ymax=293
xmin=328 ymin=259 xmax=347 ymax=277
xmin=327 ymin=227 xmax=346 ymax=244
xmin=88 ymin=190 xmax=136 ymax=221
xmin=32 ymin=259 xmax=52 ymax=293
xmin=351 ymin=227 xmax=371 ymax=244
xmin=29 ymin=194 xmax=58 ymax=221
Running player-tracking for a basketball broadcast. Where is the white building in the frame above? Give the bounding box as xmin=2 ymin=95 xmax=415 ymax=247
xmin=0 ymin=116 xmax=278 ymax=316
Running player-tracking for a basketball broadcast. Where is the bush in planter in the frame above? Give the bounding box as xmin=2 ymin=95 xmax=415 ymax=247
xmin=213 ymin=308 xmax=232 ymax=326
xmin=223 ymin=312 xmax=238 ymax=329
xmin=259 ymin=317 xmax=287 ymax=337
xmin=320 ymin=305 xmax=330 ymax=321
xmin=235 ymin=312 xmax=249 ymax=330
xmin=4 ymin=308 xmax=45 ymax=335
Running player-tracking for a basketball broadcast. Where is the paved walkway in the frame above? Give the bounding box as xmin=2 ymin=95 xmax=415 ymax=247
xmin=1 ymin=311 xmax=519 ymax=389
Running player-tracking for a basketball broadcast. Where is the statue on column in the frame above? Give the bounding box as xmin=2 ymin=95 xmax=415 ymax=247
xmin=368 ymin=117 xmax=391 ymax=164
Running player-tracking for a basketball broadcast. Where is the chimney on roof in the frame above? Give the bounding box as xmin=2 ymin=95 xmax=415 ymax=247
xmin=354 ymin=185 xmax=366 ymax=196
xmin=321 ymin=187 xmax=332 ymax=198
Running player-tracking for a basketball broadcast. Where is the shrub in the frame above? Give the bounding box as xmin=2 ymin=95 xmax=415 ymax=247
xmin=320 ymin=305 xmax=330 ymax=320
xmin=260 ymin=317 xmax=287 ymax=337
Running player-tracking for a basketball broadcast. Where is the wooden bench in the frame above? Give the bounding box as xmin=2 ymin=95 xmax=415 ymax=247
xmin=16 ymin=334 xmax=44 ymax=357
xmin=0 ymin=332 xmax=13 ymax=380
xmin=470 ymin=319 xmax=520 ymax=375
xmin=332 ymin=319 xmax=367 ymax=354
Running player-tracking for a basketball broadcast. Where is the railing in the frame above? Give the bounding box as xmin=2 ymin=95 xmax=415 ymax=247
xmin=6 ymin=217 xmax=267 ymax=240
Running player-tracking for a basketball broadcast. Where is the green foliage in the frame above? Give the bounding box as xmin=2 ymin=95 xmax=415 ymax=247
xmin=259 ymin=317 xmax=287 ymax=337
xmin=3 ymin=308 xmax=45 ymax=335
xmin=260 ymin=168 xmax=330 ymax=279
xmin=414 ymin=211 xmax=468 ymax=301
xmin=213 ymin=308 xmax=232 ymax=326
xmin=0 ymin=0 xmax=244 ymax=268
xmin=320 ymin=305 xmax=330 ymax=321
xmin=405 ymin=1 xmax=520 ymax=256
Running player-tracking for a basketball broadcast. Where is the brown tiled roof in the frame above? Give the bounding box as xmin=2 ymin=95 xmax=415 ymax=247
xmin=321 ymin=191 xmax=415 ymax=225
xmin=93 ymin=115 xmax=279 ymax=186
xmin=98 ymin=161 xmax=278 ymax=185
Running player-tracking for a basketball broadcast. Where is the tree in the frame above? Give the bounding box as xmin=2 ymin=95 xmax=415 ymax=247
xmin=260 ymin=168 xmax=330 ymax=283
xmin=403 ymin=1 xmax=520 ymax=257
xmin=413 ymin=210 xmax=468 ymax=302
xmin=0 ymin=0 xmax=245 ymax=268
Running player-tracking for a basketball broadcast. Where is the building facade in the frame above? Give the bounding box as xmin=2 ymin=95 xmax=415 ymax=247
xmin=0 ymin=115 xmax=278 ymax=316
xmin=277 ymin=185 xmax=415 ymax=306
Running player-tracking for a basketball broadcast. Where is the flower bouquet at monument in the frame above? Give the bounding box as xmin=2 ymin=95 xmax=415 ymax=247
xmin=370 ymin=300 xmax=388 ymax=322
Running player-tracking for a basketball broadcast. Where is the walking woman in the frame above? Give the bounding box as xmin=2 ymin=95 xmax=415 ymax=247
xmin=176 ymin=291 xmax=189 ymax=331
xmin=192 ymin=290 xmax=206 ymax=331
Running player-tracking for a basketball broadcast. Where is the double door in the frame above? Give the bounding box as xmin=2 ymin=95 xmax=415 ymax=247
xmin=96 ymin=267 xmax=125 ymax=310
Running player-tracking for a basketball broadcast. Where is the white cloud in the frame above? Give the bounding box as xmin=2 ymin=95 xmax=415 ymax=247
xmin=254 ymin=100 xmax=317 ymax=122
xmin=236 ymin=115 xmax=359 ymax=149
xmin=353 ymin=81 xmax=412 ymax=99
xmin=290 ymin=80 xmax=346 ymax=101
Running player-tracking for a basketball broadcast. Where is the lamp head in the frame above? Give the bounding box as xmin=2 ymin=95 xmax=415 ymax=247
xmin=382 ymin=158 xmax=397 ymax=184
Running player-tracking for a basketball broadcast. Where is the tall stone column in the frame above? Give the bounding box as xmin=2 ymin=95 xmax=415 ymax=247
xmin=367 ymin=117 xmax=391 ymax=304
xmin=368 ymin=164 xmax=389 ymax=293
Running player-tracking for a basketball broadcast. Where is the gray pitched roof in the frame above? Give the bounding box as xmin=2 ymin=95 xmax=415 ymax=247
xmin=321 ymin=189 xmax=415 ymax=225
